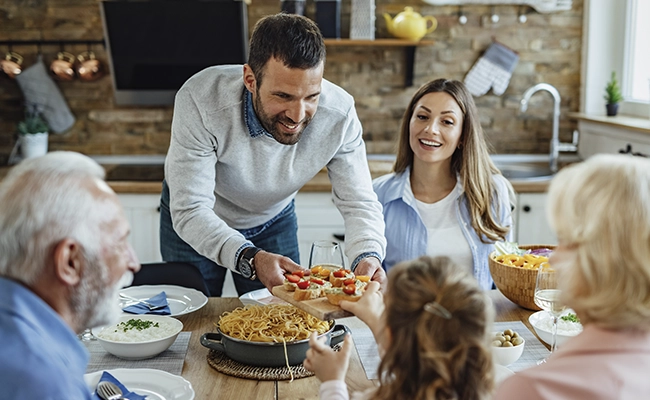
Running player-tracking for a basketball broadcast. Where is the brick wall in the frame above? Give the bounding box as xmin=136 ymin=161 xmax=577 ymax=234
xmin=0 ymin=0 xmax=582 ymax=164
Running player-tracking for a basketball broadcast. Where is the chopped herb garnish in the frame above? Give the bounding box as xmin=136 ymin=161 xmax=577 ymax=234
xmin=114 ymin=318 xmax=160 ymax=332
xmin=560 ymin=313 xmax=580 ymax=323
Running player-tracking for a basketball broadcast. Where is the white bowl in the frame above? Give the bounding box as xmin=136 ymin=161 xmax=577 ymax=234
xmin=92 ymin=315 xmax=183 ymax=360
xmin=491 ymin=336 xmax=525 ymax=366
xmin=529 ymin=310 xmax=582 ymax=347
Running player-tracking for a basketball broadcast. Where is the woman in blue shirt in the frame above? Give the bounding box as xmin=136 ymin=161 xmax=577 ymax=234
xmin=373 ymin=79 xmax=514 ymax=289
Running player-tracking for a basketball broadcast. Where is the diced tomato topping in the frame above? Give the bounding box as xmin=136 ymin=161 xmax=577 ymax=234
xmin=333 ymin=270 xmax=346 ymax=278
xmin=303 ymin=269 xmax=311 ymax=276
xmin=343 ymin=284 xmax=357 ymax=295
xmin=310 ymin=278 xmax=325 ymax=285
xmin=286 ymin=274 xmax=301 ymax=283
xmin=293 ymin=270 xmax=305 ymax=278
xmin=297 ymin=280 xmax=311 ymax=290
xmin=311 ymin=266 xmax=322 ymax=275
xmin=356 ymin=275 xmax=371 ymax=282
xmin=343 ymin=278 xmax=356 ymax=286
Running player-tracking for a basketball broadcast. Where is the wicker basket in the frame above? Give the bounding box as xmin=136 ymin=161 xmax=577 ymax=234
xmin=489 ymin=244 xmax=556 ymax=311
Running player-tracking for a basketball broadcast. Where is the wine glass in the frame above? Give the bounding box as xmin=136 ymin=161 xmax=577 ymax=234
xmin=308 ymin=240 xmax=345 ymax=270
xmin=533 ymin=262 xmax=565 ymax=364
xmin=77 ymin=328 xmax=95 ymax=341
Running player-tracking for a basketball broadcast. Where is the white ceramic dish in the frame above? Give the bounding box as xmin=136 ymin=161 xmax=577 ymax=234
xmin=120 ymin=285 xmax=208 ymax=317
xmin=85 ymin=368 xmax=194 ymax=400
xmin=239 ymin=288 xmax=288 ymax=306
xmin=492 ymin=336 xmax=525 ymax=366
xmin=92 ymin=315 xmax=183 ymax=360
xmin=529 ymin=310 xmax=583 ymax=347
xmin=495 ymin=364 xmax=515 ymax=384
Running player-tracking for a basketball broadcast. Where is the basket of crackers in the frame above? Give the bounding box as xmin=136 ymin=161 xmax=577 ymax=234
xmin=489 ymin=243 xmax=555 ymax=310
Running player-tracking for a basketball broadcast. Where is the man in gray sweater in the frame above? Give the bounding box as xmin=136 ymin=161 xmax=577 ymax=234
xmin=160 ymin=13 xmax=386 ymax=296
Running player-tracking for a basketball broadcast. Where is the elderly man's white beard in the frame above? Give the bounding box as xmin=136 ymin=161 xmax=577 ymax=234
xmin=72 ymin=258 xmax=134 ymax=332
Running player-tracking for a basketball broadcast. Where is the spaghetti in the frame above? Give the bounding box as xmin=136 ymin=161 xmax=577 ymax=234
xmin=218 ymin=304 xmax=330 ymax=343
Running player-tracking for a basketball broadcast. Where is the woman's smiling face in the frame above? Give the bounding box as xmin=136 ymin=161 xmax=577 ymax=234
xmin=409 ymin=91 xmax=464 ymax=167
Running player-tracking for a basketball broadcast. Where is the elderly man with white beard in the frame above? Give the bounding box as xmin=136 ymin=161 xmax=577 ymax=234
xmin=0 ymin=151 xmax=140 ymax=399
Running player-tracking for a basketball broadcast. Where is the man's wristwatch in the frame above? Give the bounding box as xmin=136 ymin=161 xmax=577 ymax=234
xmin=238 ymin=246 xmax=262 ymax=280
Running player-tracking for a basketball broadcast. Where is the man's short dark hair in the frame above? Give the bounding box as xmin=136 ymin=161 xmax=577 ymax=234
xmin=248 ymin=13 xmax=326 ymax=85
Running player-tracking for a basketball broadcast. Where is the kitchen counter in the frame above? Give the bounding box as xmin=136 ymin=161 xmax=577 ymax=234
xmin=0 ymin=159 xmax=551 ymax=193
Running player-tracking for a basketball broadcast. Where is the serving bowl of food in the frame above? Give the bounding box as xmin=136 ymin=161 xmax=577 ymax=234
xmin=529 ymin=310 xmax=583 ymax=347
xmin=200 ymin=304 xmax=349 ymax=367
xmin=491 ymin=329 xmax=525 ymax=366
xmin=92 ymin=315 xmax=183 ymax=360
xmin=489 ymin=243 xmax=555 ymax=310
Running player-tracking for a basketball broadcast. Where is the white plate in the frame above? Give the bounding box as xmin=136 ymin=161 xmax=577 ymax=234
xmin=495 ymin=364 xmax=515 ymax=384
xmin=85 ymin=368 xmax=194 ymax=400
xmin=120 ymin=285 xmax=208 ymax=317
xmin=239 ymin=288 xmax=288 ymax=306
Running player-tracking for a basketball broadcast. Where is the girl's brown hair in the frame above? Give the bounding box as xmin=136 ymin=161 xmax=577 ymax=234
xmin=394 ymin=79 xmax=511 ymax=243
xmin=374 ymin=256 xmax=494 ymax=400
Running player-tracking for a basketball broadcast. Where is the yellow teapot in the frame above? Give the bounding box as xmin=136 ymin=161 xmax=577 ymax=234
xmin=383 ymin=7 xmax=437 ymax=41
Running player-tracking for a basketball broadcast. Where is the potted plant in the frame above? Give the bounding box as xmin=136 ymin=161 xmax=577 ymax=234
xmin=17 ymin=104 xmax=49 ymax=159
xmin=604 ymin=71 xmax=623 ymax=116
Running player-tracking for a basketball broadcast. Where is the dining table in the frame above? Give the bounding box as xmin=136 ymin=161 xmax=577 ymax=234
xmin=168 ymin=289 xmax=545 ymax=399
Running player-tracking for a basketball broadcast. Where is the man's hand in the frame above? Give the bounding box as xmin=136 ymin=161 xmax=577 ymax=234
xmin=253 ymin=250 xmax=305 ymax=292
xmin=303 ymin=332 xmax=353 ymax=382
xmin=353 ymin=256 xmax=386 ymax=289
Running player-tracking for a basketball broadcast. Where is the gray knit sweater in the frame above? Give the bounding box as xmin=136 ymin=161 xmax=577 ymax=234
xmin=165 ymin=65 xmax=386 ymax=271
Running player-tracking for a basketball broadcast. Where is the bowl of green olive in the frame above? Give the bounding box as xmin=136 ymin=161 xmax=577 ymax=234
xmin=491 ymin=329 xmax=525 ymax=366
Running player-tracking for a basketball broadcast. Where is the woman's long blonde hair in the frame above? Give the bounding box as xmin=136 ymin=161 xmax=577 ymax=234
xmin=373 ymin=256 xmax=494 ymax=400
xmin=394 ymin=79 xmax=510 ymax=243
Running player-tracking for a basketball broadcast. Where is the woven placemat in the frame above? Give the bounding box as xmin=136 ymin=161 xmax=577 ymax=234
xmin=207 ymin=343 xmax=342 ymax=381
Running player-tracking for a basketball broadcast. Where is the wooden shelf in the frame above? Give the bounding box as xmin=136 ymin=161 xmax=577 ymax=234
xmin=323 ymin=39 xmax=436 ymax=87
xmin=323 ymin=39 xmax=435 ymax=46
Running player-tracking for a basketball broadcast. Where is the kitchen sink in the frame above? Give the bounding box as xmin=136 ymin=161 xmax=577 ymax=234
xmin=493 ymin=161 xmax=554 ymax=181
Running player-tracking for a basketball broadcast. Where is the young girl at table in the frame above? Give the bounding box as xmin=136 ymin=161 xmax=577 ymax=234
xmin=372 ymin=79 xmax=515 ymax=290
xmin=304 ymin=255 xmax=495 ymax=400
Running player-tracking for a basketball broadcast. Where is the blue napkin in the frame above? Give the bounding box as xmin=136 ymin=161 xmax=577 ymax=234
xmin=122 ymin=291 xmax=171 ymax=315
xmin=92 ymin=371 xmax=147 ymax=400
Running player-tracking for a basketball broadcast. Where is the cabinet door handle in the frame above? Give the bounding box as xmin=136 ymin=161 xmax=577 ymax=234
xmin=522 ymin=205 xmax=531 ymax=213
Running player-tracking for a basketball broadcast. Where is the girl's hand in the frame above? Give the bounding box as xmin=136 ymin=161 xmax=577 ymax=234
xmin=340 ymin=281 xmax=384 ymax=335
xmin=303 ymin=332 xmax=353 ymax=382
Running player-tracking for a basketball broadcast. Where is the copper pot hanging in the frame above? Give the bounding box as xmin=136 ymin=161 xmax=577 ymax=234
xmin=1 ymin=51 xmax=23 ymax=79
xmin=76 ymin=50 xmax=104 ymax=81
xmin=50 ymin=51 xmax=76 ymax=81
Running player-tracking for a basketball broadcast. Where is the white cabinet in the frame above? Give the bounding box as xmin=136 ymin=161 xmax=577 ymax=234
xmin=117 ymin=194 xmax=162 ymax=264
xmin=577 ymin=120 xmax=650 ymax=159
xmin=515 ymin=193 xmax=557 ymax=246
xmin=294 ymin=192 xmax=348 ymax=268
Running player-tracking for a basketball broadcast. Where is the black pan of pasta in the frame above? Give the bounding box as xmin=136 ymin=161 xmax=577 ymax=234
xmin=199 ymin=304 xmax=350 ymax=367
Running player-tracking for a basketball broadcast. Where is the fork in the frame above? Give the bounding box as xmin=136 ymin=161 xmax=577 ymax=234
xmin=119 ymin=293 xmax=168 ymax=310
xmin=96 ymin=381 xmax=124 ymax=400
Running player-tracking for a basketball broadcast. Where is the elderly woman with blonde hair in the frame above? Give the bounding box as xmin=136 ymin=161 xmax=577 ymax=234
xmin=495 ymin=153 xmax=650 ymax=400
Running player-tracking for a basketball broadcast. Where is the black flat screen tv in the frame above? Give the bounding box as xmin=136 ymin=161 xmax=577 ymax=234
xmin=100 ymin=0 xmax=249 ymax=106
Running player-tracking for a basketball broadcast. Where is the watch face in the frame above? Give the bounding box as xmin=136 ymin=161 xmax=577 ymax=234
xmin=239 ymin=260 xmax=253 ymax=279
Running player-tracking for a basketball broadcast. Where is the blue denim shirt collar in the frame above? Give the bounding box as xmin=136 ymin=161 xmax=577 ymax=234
xmin=244 ymin=89 xmax=272 ymax=139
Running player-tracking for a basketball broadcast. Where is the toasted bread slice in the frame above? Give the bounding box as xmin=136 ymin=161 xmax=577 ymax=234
xmin=324 ymin=286 xmax=362 ymax=305
xmin=294 ymin=282 xmax=322 ymax=301
xmin=329 ymin=269 xmax=355 ymax=287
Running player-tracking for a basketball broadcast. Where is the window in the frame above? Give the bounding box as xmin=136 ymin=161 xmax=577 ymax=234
xmin=624 ymin=0 xmax=650 ymax=103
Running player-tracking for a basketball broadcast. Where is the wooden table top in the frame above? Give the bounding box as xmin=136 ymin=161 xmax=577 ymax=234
xmin=173 ymin=290 xmax=540 ymax=399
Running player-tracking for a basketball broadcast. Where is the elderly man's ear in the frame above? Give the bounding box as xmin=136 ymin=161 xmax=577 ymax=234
xmin=53 ymin=238 xmax=84 ymax=286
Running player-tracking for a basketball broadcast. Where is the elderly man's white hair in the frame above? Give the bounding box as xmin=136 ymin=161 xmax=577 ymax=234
xmin=0 ymin=151 xmax=107 ymax=285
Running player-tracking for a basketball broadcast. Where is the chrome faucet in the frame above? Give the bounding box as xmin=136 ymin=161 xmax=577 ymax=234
xmin=520 ymin=83 xmax=578 ymax=173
